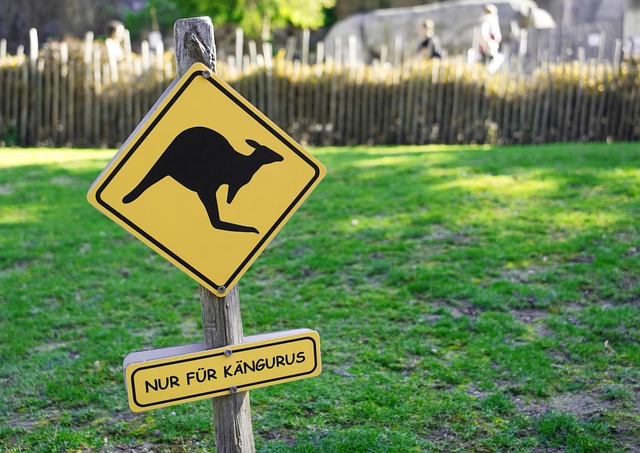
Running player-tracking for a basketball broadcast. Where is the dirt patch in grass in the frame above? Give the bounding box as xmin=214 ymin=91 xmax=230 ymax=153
xmin=4 ymin=409 xmax=62 ymax=430
xmin=0 ymin=259 xmax=35 ymax=275
xmin=517 ymin=390 xmax=640 ymax=450
xmin=499 ymin=265 xmax=548 ymax=284
xmin=34 ymin=341 xmax=71 ymax=352
xmin=430 ymin=299 xmax=480 ymax=319
xmin=509 ymin=308 xmax=549 ymax=324
xmin=258 ymin=427 xmax=297 ymax=447
xmin=516 ymin=390 xmax=626 ymax=420
xmin=423 ymin=225 xmax=473 ymax=245
xmin=97 ymin=437 xmax=205 ymax=453
xmin=510 ymin=308 xmax=553 ymax=337
xmin=97 ymin=444 xmax=157 ymax=452
xmin=549 ymin=393 xmax=611 ymax=417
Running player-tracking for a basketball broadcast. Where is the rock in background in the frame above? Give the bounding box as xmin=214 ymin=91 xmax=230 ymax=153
xmin=323 ymin=0 xmax=556 ymax=63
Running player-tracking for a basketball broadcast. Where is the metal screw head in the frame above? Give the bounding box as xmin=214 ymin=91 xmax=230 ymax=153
xmin=217 ymin=285 xmax=226 ymax=293
xmin=202 ymin=69 xmax=212 ymax=78
xmin=229 ymin=386 xmax=238 ymax=394
xmin=224 ymin=348 xmax=233 ymax=357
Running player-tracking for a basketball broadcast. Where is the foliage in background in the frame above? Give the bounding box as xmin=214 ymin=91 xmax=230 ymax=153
xmin=0 ymin=143 xmax=638 ymax=452
xmin=124 ymin=0 xmax=336 ymax=40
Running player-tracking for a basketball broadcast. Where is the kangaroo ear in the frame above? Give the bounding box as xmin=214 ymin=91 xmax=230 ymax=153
xmin=245 ymin=139 xmax=260 ymax=148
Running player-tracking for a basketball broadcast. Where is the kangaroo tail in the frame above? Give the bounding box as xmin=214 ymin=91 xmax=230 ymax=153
xmin=122 ymin=183 xmax=146 ymax=204
xmin=122 ymin=168 xmax=165 ymax=203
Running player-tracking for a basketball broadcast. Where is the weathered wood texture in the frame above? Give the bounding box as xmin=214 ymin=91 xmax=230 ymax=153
xmin=1 ymin=30 xmax=639 ymax=147
xmin=174 ymin=17 xmax=255 ymax=453
xmin=199 ymin=285 xmax=255 ymax=453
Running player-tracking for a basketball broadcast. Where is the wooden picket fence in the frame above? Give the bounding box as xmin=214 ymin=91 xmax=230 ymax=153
xmin=0 ymin=31 xmax=173 ymax=148
xmin=1 ymin=30 xmax=639 ymax=148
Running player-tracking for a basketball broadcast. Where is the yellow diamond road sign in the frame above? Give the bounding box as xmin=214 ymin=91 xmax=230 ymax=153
xmin=88 ymin=63 xmax=326 ymax=296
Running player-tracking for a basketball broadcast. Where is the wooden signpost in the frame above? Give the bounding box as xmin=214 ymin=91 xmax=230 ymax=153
xmin=87 ymin=17 xmax=325 ymax=453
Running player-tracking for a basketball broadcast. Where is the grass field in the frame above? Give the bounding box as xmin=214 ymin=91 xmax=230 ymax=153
xmin=1 ymin=143 xmax=639 ymax=452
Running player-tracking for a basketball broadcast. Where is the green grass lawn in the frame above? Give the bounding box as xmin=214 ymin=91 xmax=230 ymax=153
xmin=1 ymin=143 xmax=639 ymax=452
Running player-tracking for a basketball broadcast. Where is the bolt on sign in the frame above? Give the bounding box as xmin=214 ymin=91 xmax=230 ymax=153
xmin=123 ymin=329 xmax=321 ymax=412
xmin=87 ymin=63 xmax=326 ymax=296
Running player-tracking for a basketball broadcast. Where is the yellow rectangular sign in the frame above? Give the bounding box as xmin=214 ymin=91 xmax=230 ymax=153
xmin=123 ymin=329 xmax=321 ymax=412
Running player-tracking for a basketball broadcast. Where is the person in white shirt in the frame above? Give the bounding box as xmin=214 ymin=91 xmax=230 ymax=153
xmin=478 ymin=4 xmax=502 ymax=63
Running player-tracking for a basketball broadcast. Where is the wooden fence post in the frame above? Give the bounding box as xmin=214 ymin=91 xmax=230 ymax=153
xmin=173 ymin=17 xmax=256 ymax=453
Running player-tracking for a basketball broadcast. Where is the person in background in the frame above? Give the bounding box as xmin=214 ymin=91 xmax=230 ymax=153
xmin=105 ymin=20 xmax=126 ymax=61
xmin=418 ymin=19 xmax=442 ymax=59
xmin=478 ymin=4 xmax=501 ymax=63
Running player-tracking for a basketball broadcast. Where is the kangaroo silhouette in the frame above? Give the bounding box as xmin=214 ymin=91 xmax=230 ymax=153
xmin=122 ymin=126 xmax=283 ymax=234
